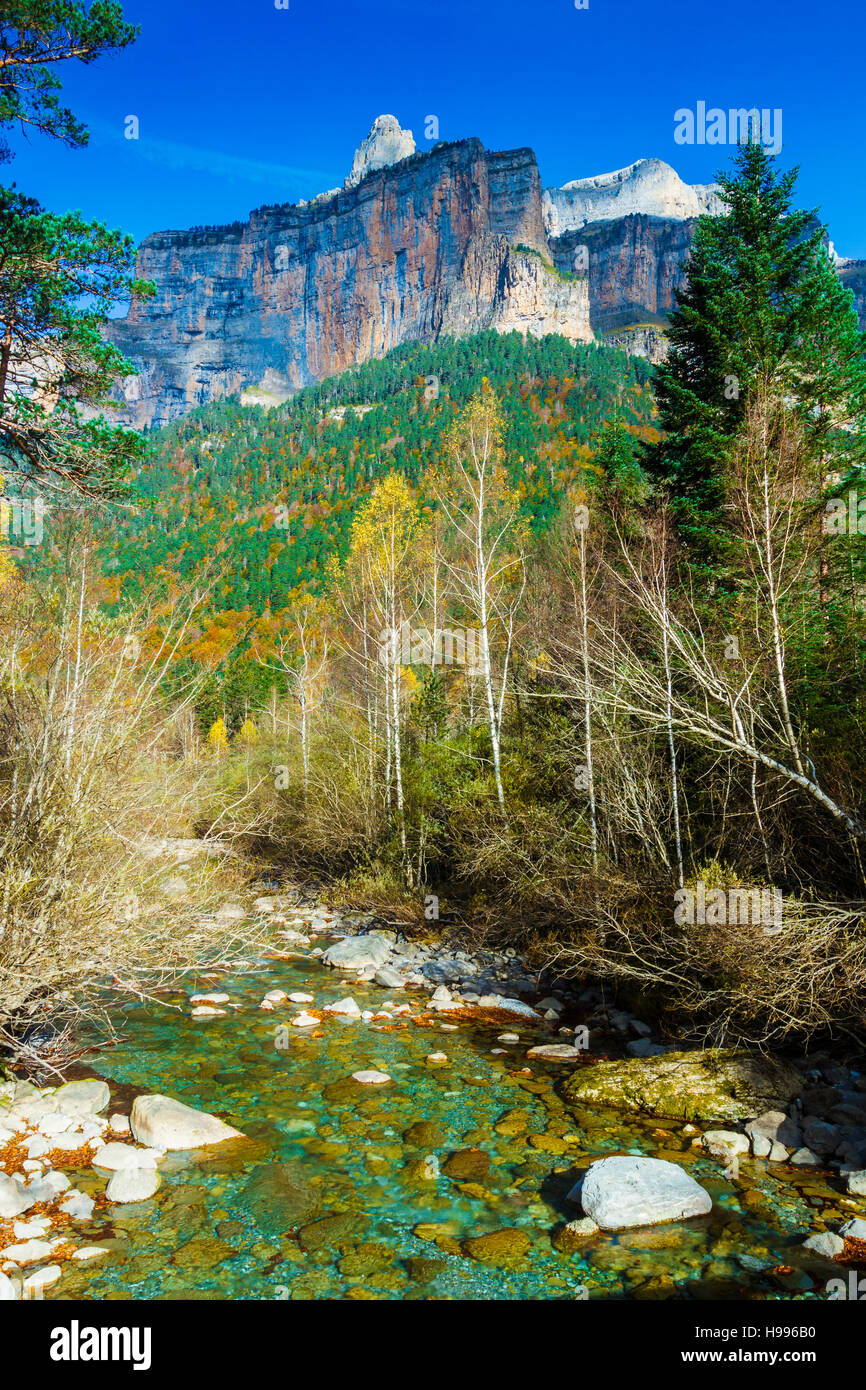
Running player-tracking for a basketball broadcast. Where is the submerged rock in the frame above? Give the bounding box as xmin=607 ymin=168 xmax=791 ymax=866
xmin=242 ymin=1162 xmax=320 ymax=1233
xmin=462 ymin=1227 xmax=531 ymax=1268
xmin=563 ymin=1049 xmax=802 ymax=1124
xmin=442 ymin=1148 xmax=490 ymax=1181
xmin=526 ymin=1043 xmax=582 ymax=1061
xmin=579 ymin=1155 xmax=713 ymax=1230
xmin=130 ymin=1095 xmax=244 ymax=1150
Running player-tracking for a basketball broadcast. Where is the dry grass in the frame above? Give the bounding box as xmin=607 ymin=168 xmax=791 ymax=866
xmin=0 ymin=558 xmax=275 ymax=1070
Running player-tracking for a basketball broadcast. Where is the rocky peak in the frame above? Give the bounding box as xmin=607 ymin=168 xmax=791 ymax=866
xmin=345 ymin=114 xmax=416 ymax=188
xmin=543 ymin=157 xmax=725 ymax=236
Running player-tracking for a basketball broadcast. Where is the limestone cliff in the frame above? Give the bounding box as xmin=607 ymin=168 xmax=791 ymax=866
xmin=550 ymin=213 xmax=697 ymax=335
xmin=543 ymin=158 xmax=724 ymax=238
xmin=108 ymin=125 xmax=864 ymax=427
xmin=109 ymin=126 xmax=592 ymax=429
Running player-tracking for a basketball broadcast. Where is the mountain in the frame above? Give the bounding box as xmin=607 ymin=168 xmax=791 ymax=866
xmin=542 ymin=156 xmax=724 ymax=236
xmin=109 ymin=121 xmax=592 ymax=430
xmin=107 ymin=119 xmax=863 ymax=428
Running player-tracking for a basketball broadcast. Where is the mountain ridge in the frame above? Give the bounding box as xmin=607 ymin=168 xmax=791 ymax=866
xmin=106 ymin=117 xmax=863 ymax=429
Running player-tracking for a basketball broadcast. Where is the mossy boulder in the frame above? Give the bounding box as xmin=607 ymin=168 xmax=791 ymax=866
xmin=462 ymin=1227 xmax=531 ymax=1268
xmin=562 ymin=1049 xmax=802 ymax=1125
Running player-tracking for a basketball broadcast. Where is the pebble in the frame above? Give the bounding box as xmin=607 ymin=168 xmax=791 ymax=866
xmin=92 ymin=1142 xmax=161 ymax=1171
xmin=323 ymin=998 xmax=362 ymax=1017
xmin=291 ymin=1012 xmax=319 ymax=1028
xmin=23 ymin=1265 xmax=62 ymax=1295
xmin=105 ymin=1167 xmax=160 ymax=1203
xmin=351 ymin=1071 xmax=391 ymax=1085
xmin=12 ymin=1217 xmax=52 ymax=1239
xmin=0 ymin=1239 xmax=59 ymax=1265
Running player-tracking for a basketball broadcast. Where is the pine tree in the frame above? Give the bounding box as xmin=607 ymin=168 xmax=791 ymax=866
xmin=648 ymin=140 xmax=866 ymax=571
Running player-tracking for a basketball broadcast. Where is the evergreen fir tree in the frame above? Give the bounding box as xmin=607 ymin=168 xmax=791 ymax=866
xmin=648 ymin=140 xmax=866 ymax=572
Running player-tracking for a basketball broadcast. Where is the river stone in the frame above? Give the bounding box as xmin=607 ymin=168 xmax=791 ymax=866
xmin=52 ymin=1079 xmax=110 ymax=1116
xmin=298 ymin=1211 xmax=363 ymax=1252
xmin=403 ymin=1120 xmax=445 ymax=1147
xmin=839 ymin=1218 xmax=866 ymax=1240
xmin=60 ymin=1191 xmax=96 ymax=1220
xmin=579 ymin=1156 xmax=713 ymax=1230
xmin=0 ymin=1271 xmax=17 ymax=1300
xmin=0 ymin=1173 xmax=35 ymax=1219
xmin=321 ymin=935 xmax=391 ymax=971
xmin=745 ymin=1109 xmax=801 ymax=1149
xmin=563 ymin=1049 xmax=803 ymax=1124
xmin=374 ymin=967 xmax=407 ymax=989
xmin=242 ymin=1162 xmax=320 ymax=1234
xmin=131 ymin=1095 xmax=244 ymax=1150
xmin=442 ymin=1148 xmax=490 ymax=1181
xmin=0 ymin=1238 xmax=58 ymax=1264
xmin=701 ymin=1130 xmax=750 ymax=1159
xmin=462 ymin=1228 xmax=531 ymax=1268
xmin=803 ymin=1230 xmax=845 ymax=1258
xmin=846 ymin=1170 xmax=866 ymax=1196
xmin=106 ymin=1167 xmax=160 ymax=1203
xmin=92 ymin=1142 xmax=161 ymax=1171
xmin=526 ymin=1043 xmax=582 ymax=1061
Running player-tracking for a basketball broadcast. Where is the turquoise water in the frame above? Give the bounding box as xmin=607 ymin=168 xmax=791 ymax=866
xmin=50 ymin=941 xmax=854 ymax=1301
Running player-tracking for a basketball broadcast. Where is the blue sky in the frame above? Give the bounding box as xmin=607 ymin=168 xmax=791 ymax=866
xmin=7 ymin=0 xmax=866 ymax=256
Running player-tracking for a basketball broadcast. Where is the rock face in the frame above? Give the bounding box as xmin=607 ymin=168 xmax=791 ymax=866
xmin=107 ymin=126 xmax=865 ymax=428
xmin=550 ymin=214 xmax=697 ymax=335
xmin=109 ymin=134 xmax=592 ymax=430
xmin=346 ymin=114 xmax=416 ymax=188
xmin=130 ymin=1094 xmax=244 ymax=1150
xmin=579 ymin=1155 xmax=713 ymax=1230
xmin=563 ymin=1048 xmax=803 ymax=1124
xmin=543 ymin=158 xmax=724 ymax=238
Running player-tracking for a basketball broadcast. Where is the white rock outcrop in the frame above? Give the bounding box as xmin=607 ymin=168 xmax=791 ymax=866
xmin=346 ymin=115 xmax=415 ymax=188
xmin=543 ymin=158 xmax=725 ymax=236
